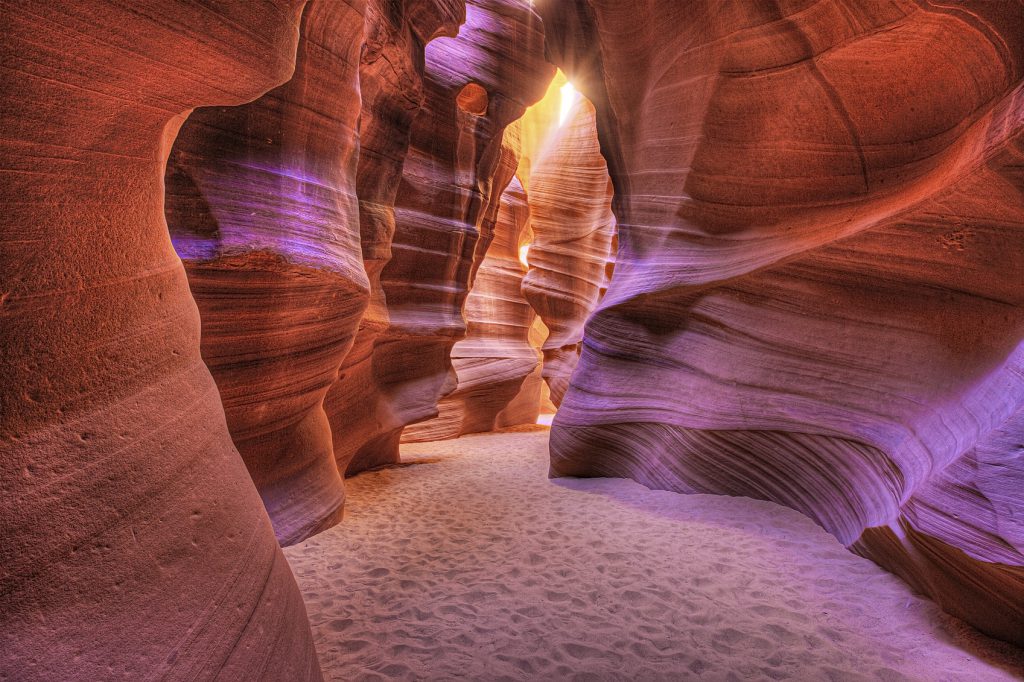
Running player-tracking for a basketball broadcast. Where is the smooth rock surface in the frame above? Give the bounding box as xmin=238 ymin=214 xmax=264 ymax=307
xmin=327 ymin=0 xmax=553 ymax=473
xmin=404 ymin=168 xmax=541 ymax=442
xmin=165 ymin=0 xmax=370 ymax=546
xmin=1 ymin=1 xmax=322 ymax=678
xmin=321 ymin=0 xmax=454 ymax=482
xmin=536 ymin=0 xmax=1024 ymax=644
xmin=521 ymin=97 xmax=615 ymax=406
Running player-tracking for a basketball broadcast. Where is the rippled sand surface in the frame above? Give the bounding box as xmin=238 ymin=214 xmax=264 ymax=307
xmin=285 ymin=428 xmax=1024 ymax=681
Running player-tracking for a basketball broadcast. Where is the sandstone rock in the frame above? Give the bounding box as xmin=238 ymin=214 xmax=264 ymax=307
xmin=165 ymin=0 xmax=369 ymax=547
xmin=537 ymin=0 xmax=1024 ymax=645
xmin=498 ymin=315 xmax=561 ymax=425
xmin=321 ymin=0 xmax=462 ymax=477
xmin=328 ymin=0 xmax=553 ymax=471
xmin=404 ymin=167 xmax=541 ymax=441
xmin=0 ymin=1 xmax=322 ymax=678
xmin=521 ymin=98 xmax=615 ymax=406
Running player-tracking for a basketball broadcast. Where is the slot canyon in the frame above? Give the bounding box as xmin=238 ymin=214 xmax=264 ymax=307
xmin=1 ymin=1 xmax=1022 ymax=680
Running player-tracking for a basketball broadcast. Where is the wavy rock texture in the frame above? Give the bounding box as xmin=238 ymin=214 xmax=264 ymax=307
xmin=0 ymin=1 xmax=322 ymax=679
xmin=321 ymin=0 xmax=463 ymax=478
xmin=403 ymin=169 xmax=541 ymax=441
xmin=496 ymin=315 xmax=560 ymax=427
xmin=537 ymin=0 xmax=1024 ymax=645
xmin=516 ymin=69 xmax=566 ymax=189
xmin=521 ymin=98 xmax=616 ymax=406
xmin=496 ymin=364 xmax=546 ymax=427
xmin=328 ymin=0 xmax=554 ymax=472
xmin=165 ymin=0 xmax=369 ymax=547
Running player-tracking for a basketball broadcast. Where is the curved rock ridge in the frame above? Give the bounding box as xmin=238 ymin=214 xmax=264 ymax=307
xmin=401 ymin=68 xmax=596 ymax=442
xmin=1 ymin=1 xmax=322 ymax=679
xmin=328 ymin=0 xmax=554 ymax=472
xmin=322 ymin=0 xmax=466 ymax=478
xmin=517 ymin=69 xmax=569 ymax=190
xmin=165 ymin=0 xmax=370 ymax=547
xmin=521 ymin=97 xmax=616 ymax=406
xmin=499 ymin=311 xmax=560 ymax=428
xmin=536 ymin=0 xmax=1024 ymax=644
xmin=403 ymin=166 xmax=542 ymax=442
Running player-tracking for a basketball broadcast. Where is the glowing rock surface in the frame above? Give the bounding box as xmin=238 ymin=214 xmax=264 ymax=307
xmin=536 ymin=0 xmax=1024 ymax=644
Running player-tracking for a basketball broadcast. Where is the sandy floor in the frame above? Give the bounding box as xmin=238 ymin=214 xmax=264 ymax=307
xmin=284 ymin=429 xmax=1024 ymax=681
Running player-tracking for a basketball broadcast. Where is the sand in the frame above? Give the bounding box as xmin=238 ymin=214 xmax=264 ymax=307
xmin=283 ymin=428 xmax=1024 ymax=681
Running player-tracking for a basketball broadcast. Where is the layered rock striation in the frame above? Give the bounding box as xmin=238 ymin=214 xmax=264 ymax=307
xmin=521 ymin=97 xmax=615 ymax=406
xmin=1 ymin=1 xmax=322 ymax=678
xmin=327 ymin=0 xmax=553 ymax=472
xmin=403 ymin=169 xmax=541 ymax=441
xmin=321 ymin=0 xmax=465 ymax=477
xmin=165 ymin=0 xmax=370 ymax=546
xmin=537 ymin=0 xmax=1024 ymax=644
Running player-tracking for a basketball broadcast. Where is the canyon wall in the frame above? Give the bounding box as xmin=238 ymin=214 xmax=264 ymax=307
xmin=537 ymin=0 xmax=1024 ymax=645
xmin=404 ymin=166 xmax=541 ymax=441
xmin=319 ymin=0 xmax=460 ymax=481
xmin=165 ymin=0 xmax=370 ymax=547
xmin=521 ymin=97 xmax=615 ymax=406
xmin=10 ymin=0 xmax=1019 ymax=670
xmin=1 ymin=1 xmax=322 ymax=678
xmin=327 ymin=0 xmax=553 ymax=472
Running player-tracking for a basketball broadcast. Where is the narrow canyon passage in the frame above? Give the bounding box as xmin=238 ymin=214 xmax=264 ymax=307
xmin=284 ymin=430 xmax=1024 ymax=681
xmin=5 ymin=2 xmax=1024 ymax=678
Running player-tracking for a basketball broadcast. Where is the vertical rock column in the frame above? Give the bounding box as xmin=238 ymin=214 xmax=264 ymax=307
xmin=522 ymin=98 xmax=616 ymax=406
xmin=323 ymin=0 xmax=466 ymax=475
xmin=484 ymin=173 xmax=547 ymax=430
xmin=403 ymin=140 xmax=542 ymax=441
xmin=536 ymin=0 xmax=1024 ymax=645
xmin=329 ymin=0 xmax=554 ymax=472
xmin=165 ymin=0 xmax=369 ymax=546
xmin=1 ymin=1 xmax=322 ymax=679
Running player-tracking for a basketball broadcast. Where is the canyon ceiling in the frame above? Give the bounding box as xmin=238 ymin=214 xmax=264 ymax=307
xmin=1 ymin=0 xmax=1022 ymax=678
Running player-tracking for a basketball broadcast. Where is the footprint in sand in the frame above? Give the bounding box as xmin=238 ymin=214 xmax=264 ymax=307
xmin=338 ymin=639 xmax=371 ymax=654
xmin=326 ymin=618 xmax=353 ymax=632
xmin=562 ymin=643 xmax=618 ymax=662
xmin=763 ymin=623 xmax=800 ymax=645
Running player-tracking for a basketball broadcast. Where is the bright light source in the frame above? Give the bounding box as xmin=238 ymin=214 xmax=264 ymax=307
xmin=559 ymin=81 xmax=579 ymax=127
xmin=518 ymin=243 xmax=531 ymax=269
xmin=536 ymin=413 xmax=555 ymax=426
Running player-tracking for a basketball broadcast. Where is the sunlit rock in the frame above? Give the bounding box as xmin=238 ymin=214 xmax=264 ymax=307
xmin=536 ymin=0 xmax=1024 ymax=644
xmin=521 ymin=97 xmax=615 ymax=406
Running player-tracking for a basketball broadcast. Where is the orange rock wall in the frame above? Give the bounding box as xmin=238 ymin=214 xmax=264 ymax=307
xmin=537 ymin=0 xmax=1024 ymax=645
xmin=403 ymin=167 xmax=541 ymax=441
xmin=1 ymin=1 xmax=322 ymax=677
xmin=165 ymin=0 xmax=370 ymax=546
xmin=327 ymin=0 xmax=553 ymax=470
xmin=521 ymin=98 xmax=615 ymax=406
